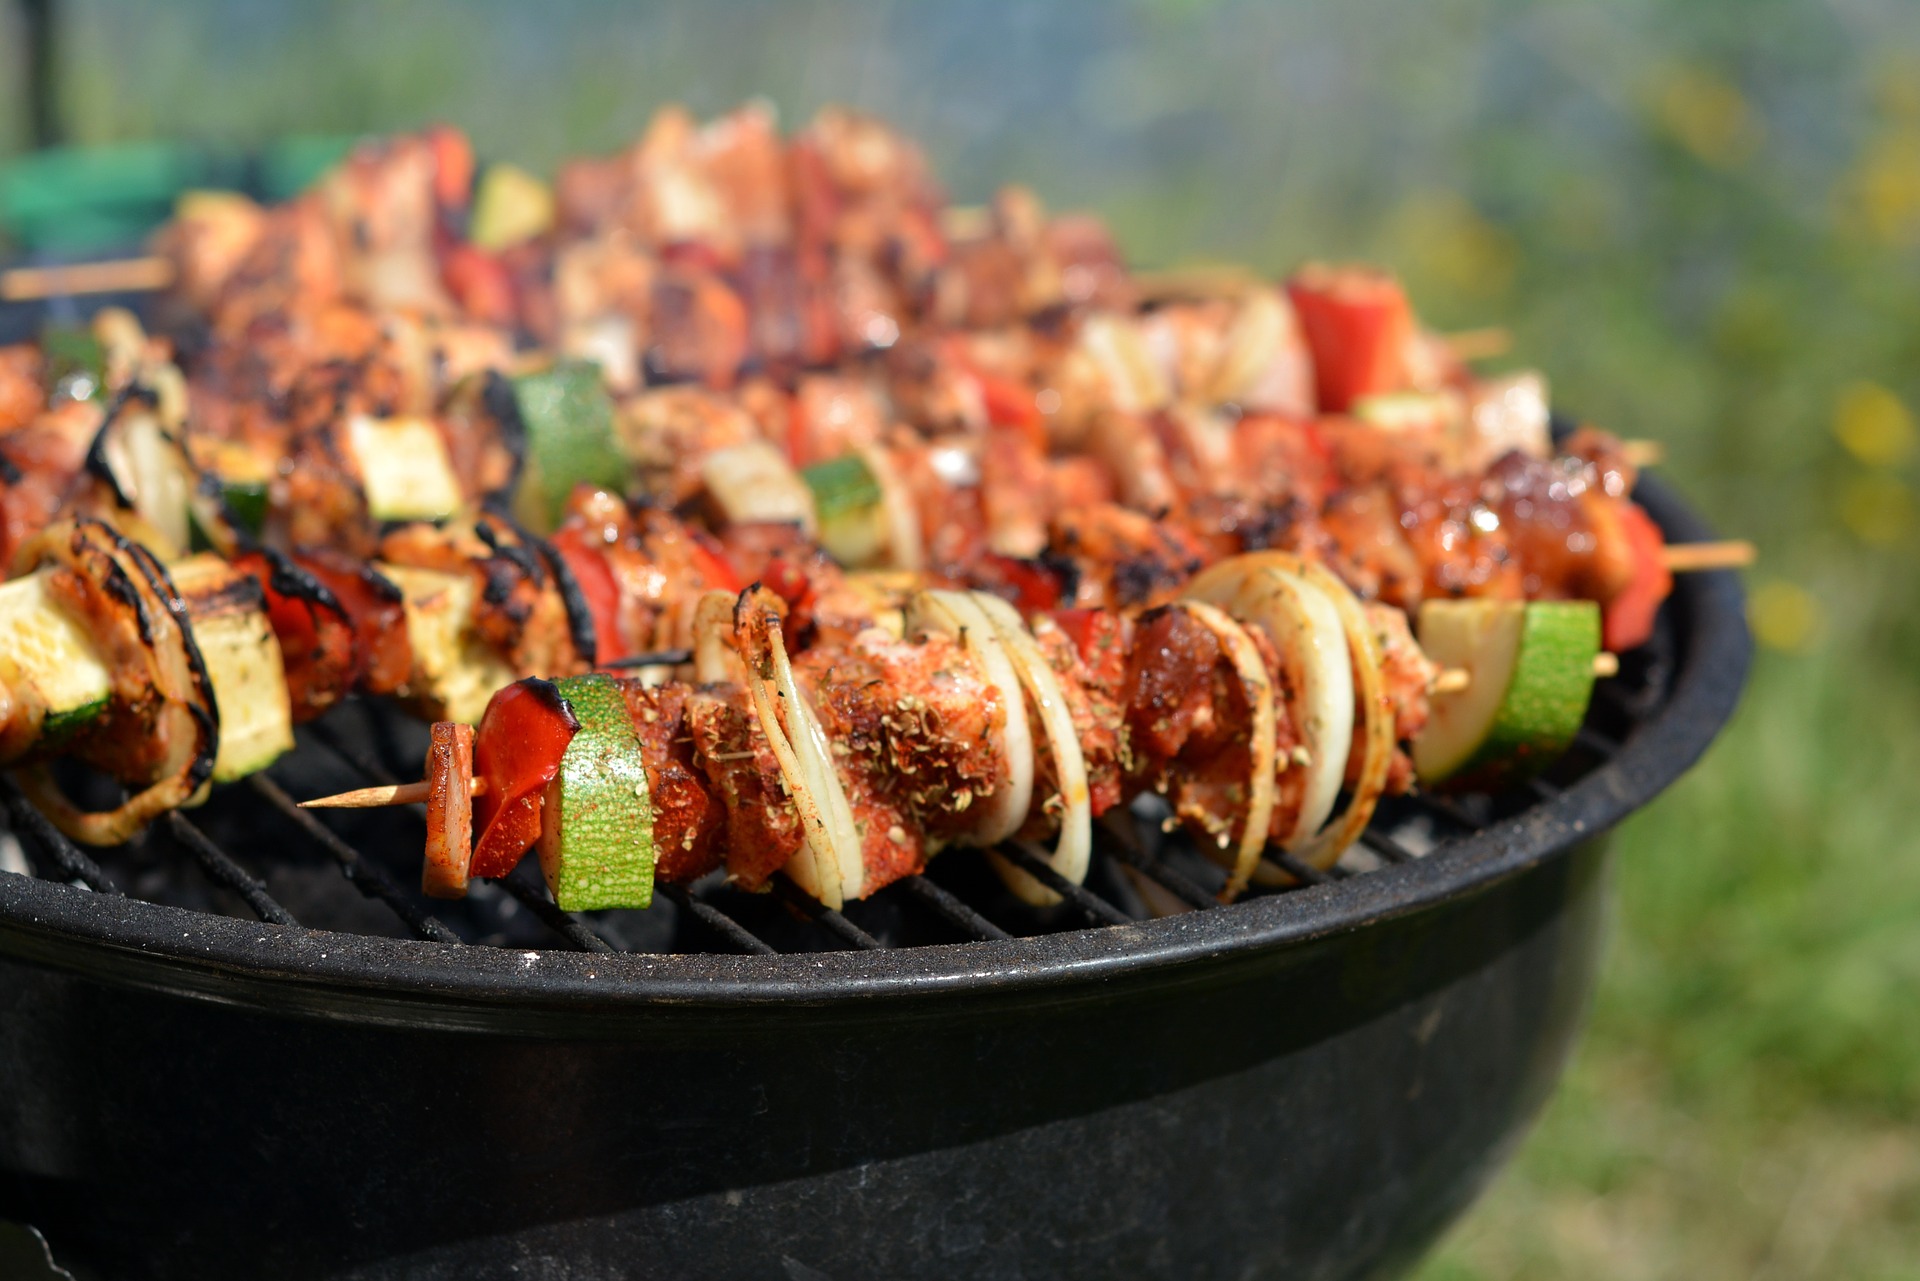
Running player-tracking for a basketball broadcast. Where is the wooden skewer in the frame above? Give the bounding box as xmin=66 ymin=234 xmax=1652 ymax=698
xmin=1621 ymin=439 xmax=1666 ymax=468
xmin=1441 ymin=326 xmax=1511 ymax=361
xmin=1431 ymin=651 xmax=1620 ymax=695
xmin=1 ymin=255 xmax=175 ymax=302
xmin=300 ymin=776 xmax=489 ymax=810
xmin=1662 ymin=540 xmax=1755 ymax=572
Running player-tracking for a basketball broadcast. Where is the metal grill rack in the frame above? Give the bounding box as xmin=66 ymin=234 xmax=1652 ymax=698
xmin=0 ymin=612 xmax=1673 ymax=960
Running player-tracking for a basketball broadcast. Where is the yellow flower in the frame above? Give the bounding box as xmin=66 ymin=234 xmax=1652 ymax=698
xmin=1649 ymin=65 xmax=1763 ymax=170
xmin=1840 ymin=474 xmax=1914 ymax=545
xmin=1748 ymin=579 xmax=1821 ymax=654
xmin=1392 ymin=191 xmax=1517 ymax=299
xmin=1832 ymin=381 xmax=1917 ymax=468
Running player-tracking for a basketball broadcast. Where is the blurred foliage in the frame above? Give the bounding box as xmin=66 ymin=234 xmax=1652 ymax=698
xmin=3 ymin=0 xmax=1918 ymax=1274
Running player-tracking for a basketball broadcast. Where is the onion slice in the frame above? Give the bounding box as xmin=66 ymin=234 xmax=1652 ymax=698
xmin=903 ymin=590 xmax=1034 ymax=849
xmin=1196 ymin=567 xmax=1350 ymax=851
xmin=1190 ymin=551 xmax=1394 ymax=871
xmin=733 ymin=591 xmax=863 ymax=908
xmin=12 ymin=519 xmax=218 ymax=845
xmin=972 ymin=593 xmax=1091 ymax=907
xmin=1169 ymin=600 xmax=1276 ymax=903
xmin=1286 ymin=560 xmax=1393 ymax=870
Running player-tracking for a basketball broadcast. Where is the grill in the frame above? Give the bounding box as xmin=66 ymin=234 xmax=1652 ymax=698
xmin=0 ymin=278 xmax=1750 ymax=1281
xmin=0 ymin=630 xmax=1648 ymax=959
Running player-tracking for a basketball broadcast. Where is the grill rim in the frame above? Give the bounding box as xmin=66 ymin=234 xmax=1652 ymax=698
xmin=0 ymin=469 xmax=1750 ymax=1023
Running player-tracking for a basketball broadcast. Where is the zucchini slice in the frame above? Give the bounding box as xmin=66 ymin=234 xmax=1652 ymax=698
xmin=0 ymin=569 xmax=111 ymax=743
xmin=510 ymin=362 xmax=628 ymax=532
xmin=801 ymin=453 xmax=887 ymax=566
xmin=470 ymin=163 xmax=555 ymax=251
xmin=701 ymin=440 xmax=818 ymax=534
xmin=537 ymin=674 xmax=656 ymax=911
xmin=170 ymin=554 xmax=295 ymax=782
xmin=1414 ymin=599 xmax=1600 ymax=793
xmin=344 ymin=415 xmax=464 ymax=522
xmin=378 ymin=563 xmax=518 ymax=726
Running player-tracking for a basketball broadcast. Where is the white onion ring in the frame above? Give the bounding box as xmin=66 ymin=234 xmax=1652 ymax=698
xmin=11 ymin=519 xmax=217 ymax=845
xmin=972 ymin=593 xmax=1091 ymax=907
xmin=1170 ymin=600 xmax=1276 ymax=903
xmin=903 ymin=590 xmax=1034 ymax=849
xmin=1190 ymin=551 xmax=1394 ymax=872
xmin=733 ymin=591 xmax=864 ymax=908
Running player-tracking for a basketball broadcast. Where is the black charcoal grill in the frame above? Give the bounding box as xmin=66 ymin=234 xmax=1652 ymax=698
xmin=0 ymin=439 xmax=1751 ymax=1279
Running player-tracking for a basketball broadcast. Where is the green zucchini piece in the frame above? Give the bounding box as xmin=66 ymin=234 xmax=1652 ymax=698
xmin=537 ymin=674 xmax=656 ymax=911
xmin=510 ymin=362 xmax=627 ymax=532
xmin=41 ymin=325 xmax=106 ymax=402
xmin=470 ymin=163 xmax=554 ymax=252
xmin=1414 ymin=599 xmax=1600 ymax=793
xmin=801 ymin=453 xmax=887 ymax=566
xmin=171 ymin=554 xmax=295 ymax=782
xmin=0 ymin=570 xmax=111 ymax=743
xmin=344 ymin=415 xmax=464 ymax=522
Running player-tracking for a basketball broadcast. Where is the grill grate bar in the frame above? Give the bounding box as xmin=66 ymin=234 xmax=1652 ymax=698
xmin=898 ymin=873 xmax=1013 ymax=941
xmin=249 ymin=774 xmax=461 ymax=944
xmin=1265 ymin=852 xmax=1339 ymax=886
xmin=165 ymin=812 xmax=298 ymax=926
xmin=0 ymin=775 xmax=120 ymax=894
xmin=771 ymin=875 xmax=885 ymax=949
xmin=658 ymin=884 xmax=777 ymax=955
xmin=997 ymin=845 xmax=1136 ymax=926
xmin=1095 ymin=813 xmax=1218 ymax=910
xmin=1574 ymin=726 xmax=1620 ymax=757
xmin=500 ymin=864 xmax=615 ymax=954
xmin=306 ymin=716 xmax=402 ymax=787
xmin=1358 ymin=830 xmax=1416 ymax=864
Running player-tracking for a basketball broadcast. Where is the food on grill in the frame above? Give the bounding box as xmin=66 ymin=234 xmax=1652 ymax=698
xmin=0 ymin=104 xmax=1754 ymax=917
xmin=535 ymin=674 xmax=656 ymax=912
xmin=1413 ymin=599 xmax=1602 ymax=793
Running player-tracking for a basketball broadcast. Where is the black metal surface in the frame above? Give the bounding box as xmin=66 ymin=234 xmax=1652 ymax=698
xmin=0 ymin=464 xmax=1750 ymax=1278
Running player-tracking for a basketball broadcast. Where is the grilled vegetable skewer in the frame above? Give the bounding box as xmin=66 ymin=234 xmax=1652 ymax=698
xmin=302 ymin=551 xmax=1617 ymax=912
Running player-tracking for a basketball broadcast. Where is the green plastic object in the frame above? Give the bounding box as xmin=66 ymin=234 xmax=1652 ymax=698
xmin=260 ymin=134 xmax=361 ymax=201
xmin=0 ymin=141 xmax=203 ymax=252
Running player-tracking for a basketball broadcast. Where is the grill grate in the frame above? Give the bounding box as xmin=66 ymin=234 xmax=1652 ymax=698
xmin=0 ymin=609 xmax=1672 ymax=958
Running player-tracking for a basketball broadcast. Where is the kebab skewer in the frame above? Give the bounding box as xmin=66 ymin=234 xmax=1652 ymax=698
xmin=304 ymin=541 xmax=1625 ymax=915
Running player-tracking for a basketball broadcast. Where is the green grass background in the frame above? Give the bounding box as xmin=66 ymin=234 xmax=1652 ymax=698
xmin=3 ymin=1 xmax=1917 ymax=1274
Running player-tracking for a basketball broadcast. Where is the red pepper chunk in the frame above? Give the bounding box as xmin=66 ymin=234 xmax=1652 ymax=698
xmin=470 ymin=679 xmax=579 ymax=879
xmin=1286 ymin=264 xmax=1418 ymax=414
xmin=549 ymin=528 xmax=624 ymax=666
xmin=1602 ymin=502 xmax=1673 ymax=653
xmin=233 ymin=550 xmax=358 ymax=723
xmin=977 ymin=554 xmax=1063 ymax=613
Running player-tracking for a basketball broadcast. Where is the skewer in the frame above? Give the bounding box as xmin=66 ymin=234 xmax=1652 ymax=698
xmin=300 ymin=777 xmax=488 ymax=809
xmin=1429 ymin=651 xmax=1619 ymax=695
xmin=1440 ymin=326 xmax=1511 ymax=361
xmin=1 ymin=256 xmax=175 ymax=302
xmin=1661 ymin=540 xmax=1756 ymax=572
xmin=1621 ymin=439 xmax=1666 ymax=468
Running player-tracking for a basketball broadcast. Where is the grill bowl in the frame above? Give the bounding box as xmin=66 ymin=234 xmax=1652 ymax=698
xmin=0 ymin=467 xmax=1748 ymax=1280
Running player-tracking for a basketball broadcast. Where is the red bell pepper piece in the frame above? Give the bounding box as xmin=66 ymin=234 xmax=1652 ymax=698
xmin=470 ymin=679 xmax=579 ymax=878
xmin=687 ymin=532 xmax=742 ymax=596
xmin=1048 ymin=608 xmax=1104 ymax=662
xmin=549 ymin=528 xmax=624 ymax=666
xmin=977 ymin=554 xmax=1063 ymax=613
xmin=424 ymin=124 xmax=475 ymax=214
xmin=1286 ymin=265 xmax=1418 ymax=414
xmin=295 ymin=549 xmax=414 ymax=697
xmin=1602 ymin=502 xmax=1673 ymax=653
xmin=233 ymin=550 xmax=359 ymax=722
xmin=439 ymin=241 xmax=517 ymax=328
